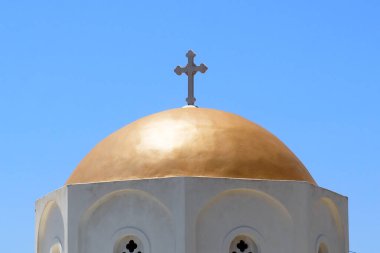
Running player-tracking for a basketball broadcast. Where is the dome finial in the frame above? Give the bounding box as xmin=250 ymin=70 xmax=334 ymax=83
xmin=174 ymin=50 xmax=208 ymax=106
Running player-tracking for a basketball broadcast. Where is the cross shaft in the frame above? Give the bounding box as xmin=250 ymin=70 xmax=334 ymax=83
xmin=174 ymin=50 xmax=208 ymax=106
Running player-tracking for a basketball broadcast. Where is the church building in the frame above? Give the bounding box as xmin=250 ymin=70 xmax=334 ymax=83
xmin=35 ymin=51 xmax=348 ymax=253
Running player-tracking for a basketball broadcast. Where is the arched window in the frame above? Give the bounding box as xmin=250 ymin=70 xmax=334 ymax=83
xmin=318 ymin=243 xmax=328 ymax=253
xmin=115 ymin=236 xmax=143 ymax=253
xmin=229 ymin=235 xmax=258 ymax=253
xmin=49 ymin=243 xmax=62 ymax=253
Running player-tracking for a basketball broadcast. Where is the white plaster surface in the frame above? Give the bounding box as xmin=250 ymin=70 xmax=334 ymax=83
xmin=35 ymin=187 xmax=67 ymax=253
xmin=35 ymin=177 xmax=348 ymax=253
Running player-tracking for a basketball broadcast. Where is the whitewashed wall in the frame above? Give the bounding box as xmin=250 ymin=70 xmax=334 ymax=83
xmin=36 ymin=178 xmax=348 ymax=253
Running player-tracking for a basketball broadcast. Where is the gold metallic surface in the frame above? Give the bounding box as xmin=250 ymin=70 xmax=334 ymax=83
xmin=66 ymin=107 xmax=316 ymax=185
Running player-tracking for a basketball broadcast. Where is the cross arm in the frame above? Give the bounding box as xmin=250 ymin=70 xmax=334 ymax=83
xmin=174 ymin=66 xmax=186 ymax=75
xmin=194 ymin=64 xmax=208 ymax=74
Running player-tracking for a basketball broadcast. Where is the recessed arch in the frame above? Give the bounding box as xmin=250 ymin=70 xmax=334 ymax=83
xmin=80 ymin=189 xmax=172 ymax=225
xmin=318 ymin=243 xmax=328 ymax=253
xmin=222 ymin=226 xmax=263 ymax=253
xmin=114 ymin=235 xmax=143 ymax=253
xmin=112 ymin=227 xmax=151 ymax=253
xmin=37 ymin=201 xmax=64 ymax=253
xmin=78 ymin=189 xmax=174 ymax=253
xmin=319 ymin=197 xmax=344 ymax=238
xmin=315 ymin=235 xmax=330 ymax=253
xmin=50 ymin=242 xmax=62 ymax=253
xmin=312 ymin=196 xmax=345 ymax=253
xmin=198 ymin=188 xmax=292 ymax=222
xmin=229 ymin=235 xmax=259 ymax=253
xmin=196 ymin=188 xmax=292 ymax=253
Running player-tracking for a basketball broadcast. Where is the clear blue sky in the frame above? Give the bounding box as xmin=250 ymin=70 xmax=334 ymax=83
xmin=0 ymin=0 xmax=379 ymax=252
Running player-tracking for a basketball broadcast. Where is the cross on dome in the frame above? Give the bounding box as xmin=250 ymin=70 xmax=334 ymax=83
xmin=174 ymin=50 xmax=208 ymax=106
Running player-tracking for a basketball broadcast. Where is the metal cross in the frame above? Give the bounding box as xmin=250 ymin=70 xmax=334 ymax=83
xmin=174 ymin=50 xmax=208 ymax=106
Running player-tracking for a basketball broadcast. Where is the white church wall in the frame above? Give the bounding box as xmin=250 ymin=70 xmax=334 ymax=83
xmin=36 ymin=178 xmax=348 ymax=253
xmin=66 ymin=179 xmax=183 ymax=253
xmin=195 ymin=188 xmax=293 ymax=253
xmin=77 ymin=189 xmax=175 ymax=253
xmin=184 ymin=178 xmax=309 ymax=253
xmin=181 ymin=178 xmax=347 ymax=253
xmin=310 ymin=194 xmax=348 ymax=253
xmin=35 ymin=187 xmax=67 ymax=253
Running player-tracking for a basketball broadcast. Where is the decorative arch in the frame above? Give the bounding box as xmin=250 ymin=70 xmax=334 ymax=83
xmin=37 ymin=201 xmax=64 ymax=253
xmin=312 ymin=197 xmax=345 ymax=253
xmin=50 ymin=241 xmax=62 ymax=253
xmin=319 ymin=197 xmax=344 ymax=238
xmin=196 ymin=188 xmax=293 ymax=253
xmin=318 ymin=243 xmax=328 ymax=253
xmin=198 ymin=188 xmax=292 ymax=222
xmin=315 ymin=235 xmax=330 ymax=253
xmin=114 ymin=235 xmax=143 ymax=253
xmin=112 ymin=227 xmax=150 ymax=253
xmin=222 ymin=226 xmax=263 ymax=253
xmin=229 ymin=235 xmax=258 ymax=253
xmin=78 ymin=189 xmax=174 ymax=253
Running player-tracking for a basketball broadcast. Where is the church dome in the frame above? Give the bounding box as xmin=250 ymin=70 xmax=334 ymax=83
xmin=66 ymin=107 xmax=316 ymax=185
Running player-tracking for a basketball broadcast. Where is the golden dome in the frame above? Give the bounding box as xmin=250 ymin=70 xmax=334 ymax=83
xmin=66 ymin=107 xmax=316 ymax=185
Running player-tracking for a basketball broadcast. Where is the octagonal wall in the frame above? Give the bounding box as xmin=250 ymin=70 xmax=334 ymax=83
xmin=35 ymin=187 xmax=67 ymax=253
xmin=35 ymin=177 xmax=348 ymax=253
